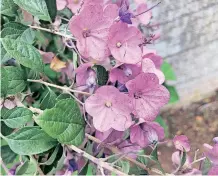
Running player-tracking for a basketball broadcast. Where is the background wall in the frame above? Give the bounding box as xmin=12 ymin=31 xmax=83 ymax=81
xmin=150 ymin=0 xmax=218 ymax=104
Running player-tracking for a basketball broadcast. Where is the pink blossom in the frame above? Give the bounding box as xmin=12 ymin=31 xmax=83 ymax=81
xmin=125 ymin=73 xmax=170 ymax=121
xmin=173 ymin=135 xmax=191 ymax=152
xmin=171 ymin=151 xmax=192 ymax=169
xmin=56 ymin=0 xmax=67 ymax=10
xmin=142 ymin=52 xmax=163 ymax=69
xmin=95 ymin=129 xmax=123 ymax=145
xmin=141 ymin=58 xmax=165 ymax=84
xmin=203 ymin=143 xmax=218 ymax=164
xmin=130 ymin=122 xmax=164 ymax=147
xmin=67 ymin=0 xmax=82 ymax=14
xmin=96 ymin=129 xmax=140 ymax=158
xmin=208 ymin=166 xmax=218 ymax=175
xmin=108 ymin=22 xmax=143 ymax=64
xmin=109 ymin=64 xmax=141 ymax=84
xmin=69 ymin=4 xmax=116 ymax=60
xmin=118 ymin=140 xmax=141 ymax=159
xmin=85 ymin=86 xmax=133 ymax=132
xmin=133 ymin=3 xmax=152 ymax=25
xmin=75 ymin=63 xmax=97 ymax=93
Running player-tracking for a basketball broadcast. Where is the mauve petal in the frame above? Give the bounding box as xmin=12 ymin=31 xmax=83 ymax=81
xmin=108 ymin=22 xmax=143 ymax=64
xmin=208 ymin=166 xmax=218 ymax=175
xmin=203 ymin=143 xmax=218 ymax=164
xmin=69 ymin=4 xmax=112 ymax=59
xmin=119 ymin=140 xmax=141 ymax=159
xmin=126 ymin=73 xmax=169 ymax=120
xmin=56 ymin=0 xmax=67 ymax=10
xmin=173 ymin=135 xmax=191 ymax=152
xmin=172 ymin=151 xmax=192 ymax=168
xmin=142 ymin=58 xmax=165 ymax=84
xmin=85 ymin=86 xmax=133 ymax=132
xmin=136 ymin=3 xmax=152 ymax=25
xmin=130 ymin=122 xmax=164 ymax=147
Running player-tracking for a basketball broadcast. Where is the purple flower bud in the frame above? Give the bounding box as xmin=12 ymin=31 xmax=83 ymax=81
xmin=213 ymin=137 xmax=218 ymax=144
xmin=118 ymin=0 xmax=133 ymax=24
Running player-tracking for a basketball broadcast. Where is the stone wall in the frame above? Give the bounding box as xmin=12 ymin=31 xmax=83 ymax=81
xmin=150 ymin=0 xmax=218 ymax=104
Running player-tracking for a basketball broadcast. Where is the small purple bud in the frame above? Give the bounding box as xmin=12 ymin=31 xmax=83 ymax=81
xmin=68 ymin=159 xmax=78 ymax=172
xmin=213 ymin=137 xmax=218 ymax=144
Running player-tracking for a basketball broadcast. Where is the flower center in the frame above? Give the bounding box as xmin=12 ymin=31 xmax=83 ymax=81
xmin=82 ymin=28 xmax=91 ymax=38
xmin=116 ymin=42 xmax=122 ymax=48
xmin=134 ymin=91 xmax=143 ymax=99
xmin=105 ymin=101 xmax=112 ymax=108
xmin=73 ymin=0 xmax=79 ymax=4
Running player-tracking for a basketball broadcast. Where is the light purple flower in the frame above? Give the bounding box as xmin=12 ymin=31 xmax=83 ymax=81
xmin=173 ymin=135 xmax=191 ymax=152
xmin=208 ymin=165 xmax=218 ymax=175
xmin=130 ymin=122 xmax=164 ymax=147
xmin=203 ymin=143 xmax=218 ymax=165
xmin=126 ymin=73 xmax=170 ymax=120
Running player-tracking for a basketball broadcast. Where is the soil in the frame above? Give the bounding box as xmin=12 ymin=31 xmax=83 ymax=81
xmin=158 ymin=90 xmax=218 ymax=172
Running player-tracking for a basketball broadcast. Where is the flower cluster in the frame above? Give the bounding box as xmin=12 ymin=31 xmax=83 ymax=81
xmin=66 ymin=0 xmax=170 ymax=152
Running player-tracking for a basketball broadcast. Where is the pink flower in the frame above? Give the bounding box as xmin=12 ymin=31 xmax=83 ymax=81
xmin=85 ymin=86 xmax=133 ymax=132
xmin=173 ymin=135 xmax=191 ymax=152
xmin=69 ymin=4 xmax=116 ymax=60
xmin=142 ymin=51 xmax=163 ymax=70
xmin=208 ymin=166 xmax=218 ymax=175
xmin=141 ymin=58 xmax=165 ymax=84
xmin=132 ymin=3 xmax=152 ymax=25
xmin=109 ymin=64 xmax=141 ymax=84
xmin=96 ymin=129 xmax=141 ymax=158
xmin=108 ymin=22 xmax=143 ymax=64
xmin=67 ymin=0 xmax=82 ymax=14
xmin=171 ymin=151 xmax=192 ymax=169
xmin=75 ymin=63 xmax=97 ymax=93
xmin=130 ymin=122 xmax=164 ymax=147
xmin=126 ymin=73 xmax=170 ymax=121
xmin=56 ymin=0 xmax=67 ymax=10
xmin=203 ymin=143 xmax=218 ymax=165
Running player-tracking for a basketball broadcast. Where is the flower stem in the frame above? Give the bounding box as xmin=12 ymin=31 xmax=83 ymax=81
xmin=134 ymin=1 xmax=161 ymax=17
xmin=0 ymin=158 xmax=11 ymax=175
xmin=69 ymin=145 xmax=128 ymax=176
xmin=85 ymin=133 xmax=163 ymax=175
xmin=28 ymin=25 xmax=76 ymax=40
xmin=27 ymin=79 xmax=92 ymax=96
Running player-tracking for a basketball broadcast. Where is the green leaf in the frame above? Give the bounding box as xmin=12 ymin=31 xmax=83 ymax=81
xmin=13 ymin=0 xmax=51 ymax=22
xmin=165 ymin=85 xmax=179 ymax=103
xmin=1 ymin=107 xmax=33 ymax=128
xmin=40 ymin=88 xmax=57 ymax=110
xmin=0 ymin=0 xmax=18 ymax=17
xmin=180 ymin=151 xmax=186 ymax=167
xmin=1 ymin=22 xmax=35 ymax=44
xmin=3 ymin=66 xmax=27 ymax=95
xmin=16 ymin=157 xmax=37 ymax=175
xmin=36 ymin=99 xmax=85 ymax=146
xmin=4 ymin=126 xmax=57 ymax=155
xmin=150 ymin=146 xmax=158 ymax=161
xmin=1 ymin=145 xmax=18 ymax=165
xmin=155 ymin=116 xmax=169 ymax=138
xmin=201 ymin=157 xmax=212 ymax=175
xmin=45 ymin=0 xmax=57 ymax=21
xmin=40 ymin=145 xmax=59 ymax=165
xmin=0 ymin=67 xmax=8 ymax=97
xmin=161 ymin=61 xmax=176 ymax=80
xmin=1 ymin=38 xmax=44 ymax=72
xmin=117 ymin=161 xmax=130 ymax=174
xmin=56 ymin=93 xmax=71 ymax=101
xmin=93 ymin=65 xmax=108 ymax=86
